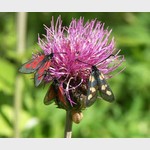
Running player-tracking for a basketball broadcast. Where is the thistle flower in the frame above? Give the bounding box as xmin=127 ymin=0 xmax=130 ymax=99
xmin=38 ymin=16 xmax=124 ymax=112
xmin=18 ymin=16 xmax=125 ymax=138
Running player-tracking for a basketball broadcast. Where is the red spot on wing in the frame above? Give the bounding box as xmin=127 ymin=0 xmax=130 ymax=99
xmin=19 ymin=54 xmax=45 ymax=74
xmin=37 ymin=61 xmax=52 ymax=81
xmin=44 ymin=85 xmax=56 ymax=105
xmin=26 ymin=55 xmax=45 ymax=69
xmin=58 ymin=85 xmax=67 ymax=106
xmin=35 ymin=60 xmax=52 ymax=86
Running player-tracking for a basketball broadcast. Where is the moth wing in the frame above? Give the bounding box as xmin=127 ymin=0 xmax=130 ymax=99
xmin=44 ymin=84 xmax=56 ymax=105
xmin=57 ymin=85 xmax=68 ymax=107
xmin=34 ymin=61 xmax=51 ymax=87
xmin=86 ymin=72 xmax=98 ymax=107
xmin=97 ymin=72 xmax=115 ymax=102
xmin=19 ymin=55 xmax=45 ymax=74
xmin=52 ymin=82 xmax=68 ymax=109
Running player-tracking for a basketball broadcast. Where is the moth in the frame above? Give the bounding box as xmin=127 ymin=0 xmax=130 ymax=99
xmin=76 ymin=54 xmax=115 ymax=107
xmin=86 ymin=65 xmax=115 ymax=107
xmin=19 ymin=53 xmax=54 ymax=87
xmin=44 ymin=80 xmax=68 ymax=109
xmin=19 ymin=52 xmax=66 ymax=87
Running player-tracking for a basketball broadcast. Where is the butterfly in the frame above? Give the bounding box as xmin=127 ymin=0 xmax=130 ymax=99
xmin=86 ymin=65 xmax=115 ymax=107
xmin=44 ymin=80 xmax=68 ymax=109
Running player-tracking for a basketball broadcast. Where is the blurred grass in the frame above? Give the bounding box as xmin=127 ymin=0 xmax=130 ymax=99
xmin=0 ymin=12 xmax=150 ymax=138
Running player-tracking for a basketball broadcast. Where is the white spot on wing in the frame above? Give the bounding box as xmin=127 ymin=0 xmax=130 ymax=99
xmin=106 ymin=90 xmax=112 ymax=96
xmin=88 ymin=94 xmax=93 ymax=100
xmin=90 ymin=87 xmax=96 ymax=93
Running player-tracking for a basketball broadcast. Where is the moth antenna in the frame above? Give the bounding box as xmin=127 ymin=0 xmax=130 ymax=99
xmin=76 ymin=59 xmax=92 ymax=66
xmin=95 ymin=54 xmax=115 ymax=66
xmin=76 ymin=54 xmax=114 ymax=67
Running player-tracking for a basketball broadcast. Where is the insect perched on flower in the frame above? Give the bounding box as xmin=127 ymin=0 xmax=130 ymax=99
xmin=86 ymin=65 xmax=115 ymax=106
xmin=76 ymin=54 xmax=115 ymax=107
xmin=19 ymin=52 xmax=54 ymax=86
xmin=19 ymin=52 xmax=66 ymax=87
xmin=44 ymin=79 xmax=68 ymax=109
xmin=19 ymin=16 xmax=125 ymax=122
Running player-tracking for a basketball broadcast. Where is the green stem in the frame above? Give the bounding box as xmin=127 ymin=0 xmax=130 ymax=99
xmin=14 ymin=12 xmax=27 ymax=137
xmin=64 ymin=110 xmax=73 ymax=138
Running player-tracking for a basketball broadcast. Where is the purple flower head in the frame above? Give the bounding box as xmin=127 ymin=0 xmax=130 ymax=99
xmin=38 ymin=16 xmax=125 ymax=110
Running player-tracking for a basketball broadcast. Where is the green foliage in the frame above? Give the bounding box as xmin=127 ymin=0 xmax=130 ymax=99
xmin=0 ymin=12 xmax=149 ymax=138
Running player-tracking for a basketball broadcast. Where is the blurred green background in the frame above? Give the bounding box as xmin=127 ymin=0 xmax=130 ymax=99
xmin=0 ymin=12 xmax=149 ymax=138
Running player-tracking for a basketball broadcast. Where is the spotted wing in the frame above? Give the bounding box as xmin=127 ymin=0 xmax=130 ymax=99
xmin=97 ymin=71 xmax=115 ymax=102
xmin=19 ymin=54 xmax=45 ymax=74
xmin=85 ymin=71 xmax=98 ymax=107
xmin=53 ymin=81 xmax=68 ymax=109
xmin=44 ymin=84 xmax=56 ymax=105
xmin=34 ymin=61 xmax=52 ymax=87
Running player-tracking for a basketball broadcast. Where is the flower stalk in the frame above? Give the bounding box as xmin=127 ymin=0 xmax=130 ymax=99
xmin=64 ymin=110 xmax=73 ymax=138
xmin=14 ymin=12 xmax=27 ymax=137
